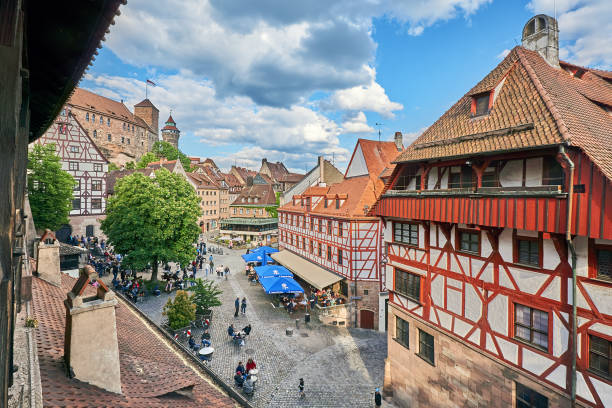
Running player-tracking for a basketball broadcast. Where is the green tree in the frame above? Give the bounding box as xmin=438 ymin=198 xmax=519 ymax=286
xmin=125 ymin=161 xmax=136 ymax=170
xmin=136 ymin=152 xmax=158 ymax=169
xmin=162 ymin=290 xmax=196 ymax=330
xmin=151 ymin=141 xmax=192 ymax=171
xmin=187 ymin=278 xmax=222 ymax=315
xmin=101 ymin=168 xmax=201 ymax=281
xmin=27 ymin=143 xmax=76 ymax=231
xmin=108 ymin=163 xmax=120 ymax=171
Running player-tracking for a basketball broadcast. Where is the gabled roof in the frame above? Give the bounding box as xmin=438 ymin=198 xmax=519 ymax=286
xmin=345 ymin=139 xmax=400 ymax=180
xmin=31 ymin=274 xmax=235 ymax=407
xmin=395 ymin=46 xmax=612 ymax=181
xmin=262 ymin=160 xmax=289 ymax=182
xmin=279 ymin=172 xmax=304 ymax=183
xmin=222 ymin=172 xmax=242 ymax=188
xmin=134 ymin=98 xmax=158 ymax=110
xmin=187 ymin=172 xmax=218 ymax=188
xmin=231 ymin=166 xmax=257 ymax=184
xmin=69 ymin=88 xmax=137 ymax=124
xmin=231 ymin=184 xmax=276 ymax=206
xmin=203 ymin=158 xmax=218 ymax=168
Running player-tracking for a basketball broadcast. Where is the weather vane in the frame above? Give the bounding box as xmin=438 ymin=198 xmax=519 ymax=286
xmin=375 ymin=122 xmax=383 ymax=142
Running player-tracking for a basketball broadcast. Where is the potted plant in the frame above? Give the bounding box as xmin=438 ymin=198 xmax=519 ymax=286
xmin=162 ymin=290 xmax=196 ymax=334
xmin=187 ymin=278 xmax=222 ymax=321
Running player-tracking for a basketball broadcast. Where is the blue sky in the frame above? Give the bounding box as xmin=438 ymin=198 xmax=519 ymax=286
xmin=81 ymin=0 xmax=611 ymax=173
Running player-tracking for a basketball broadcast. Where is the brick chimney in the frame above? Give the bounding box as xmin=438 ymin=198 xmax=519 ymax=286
xmin=522 ymin=15 xmax=559 ymax=67
xmin=36 ymin=230 xmax=61 ymax=287
xmin=394 ymin=132 xmax=403 ymax=151
xmin=64 ymin=265 xmax=122 ymax=394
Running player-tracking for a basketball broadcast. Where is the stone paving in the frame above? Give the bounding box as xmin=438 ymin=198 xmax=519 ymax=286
xmin=124 ymin=244 xmax=392 ymax=408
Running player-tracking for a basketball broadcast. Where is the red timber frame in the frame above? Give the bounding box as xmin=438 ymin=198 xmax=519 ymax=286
xmin=379 ymin=149 xmax=612 ymax=407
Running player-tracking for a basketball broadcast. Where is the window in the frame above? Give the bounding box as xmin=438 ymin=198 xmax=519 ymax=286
xmin=517 ymin=237 xmax=540 ymax=267
xmin=473 ymin=93 xmax=490 ymax=116
xmin=338 ymin=222 xmax=343 ymax=237
xmin=318 ymin=219 xmax=323 ymax=233
xmin=324 ymin=199 xmax=328 ymax=208
xmin=240 ymin=208 xmax=243 ymax=214
xmin=515 ymin=383 xmax=548 ymax=408
xmin=337 ymin=249 xmax=343 ymax=265
xmin=123 ymin=123 xmax=126 ymax=130
xmin=121 ymin=137 xmax=125 ymax=144
xmin=92 ymin=114 xmax=95 ymax=122
xmin=70 ymin=146 xmax=79 ymax=153
xmin=86 ymin=113 xmax=89 ymax=121
xmin=542 ymin=157 xmax=564 ymax=186
xmin=514 ymin=304 xmax=548 ymax=351
xmin=107 ymin=118 xmax=110 ymax=126
xmin=335 ymin=199 xmax=340 ymax=209
xmin=394 ymin=222 xmax=418 ymax=246
xmin=100 ymin=116 xmax=103 ymax=124
xmin=69 ymin=162 xmax=78 ymax=171
xmin=91 ymin=180 xmax=102 ymax=191
xmin=327 ymin=221 xmax=332 ymax=235
xmin=309 ymin=240 xmax=314 ymax=254
xmin=596 ymin=248 xmax=611 ymax=280
xmin=127 ymin=138 xmax=130 ymax=145
xmin=93 ymin=130 xmax=97 ymax=138
xmin=589 ymin=335 xmax=611 ymax=378
xmin=318 ymin=243 xmax=322 ymax=257
xmin=482 ymin=161 xmax=501 ymax=187
xmin=107 ymin=134 xmax=111 ymax=141
xmin=327 ymin=246 xmax=332 ymax=261
xmin=395 ymin=317 xmax=409 ymax=348
xmin=58 ymin=124 xmax=67 ymax=134
xmin=418 ymin=329 xmax=434 ymax=365
xmin=459 ymin=230 xmax=480 ymax=254
xmin=302 ymin=237 xmax=306 ymax=249
xmin=395 ymin=269 xmax=421 ymax=302
xmin=448 ymin=166 xmax=474 ymax=189
xmin=91 ymin=198 xmax=102 ymax=209
xmin=94 ymin=163 xmax=103 ymax=172
xmin=72 ymin=199 xmax=81 ymax=210
xmin=246 ymin=208 xmax=250 ymax=214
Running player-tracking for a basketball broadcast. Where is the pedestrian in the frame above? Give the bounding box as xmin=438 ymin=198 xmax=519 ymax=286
xmin=210 ymin=260 xmax=214 ymax=273
xmin=241 ymin=297 xmax=247 ymax=314
xmin=204 ymin=263 xmax=209 ymax=277
xmin=299 ymin=378 xmax=305 ymax=398
xmin=374 ymin=388 xmax=382 ymax=406
xmin=224 ymin=265 xmax=230 ymax=280
xmin=234 ymin=297 xmax=240 ymax=317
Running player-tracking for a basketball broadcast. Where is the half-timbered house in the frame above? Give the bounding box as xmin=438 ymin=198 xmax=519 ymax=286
xmin=277 ymin=138 xmax=401 ymax=330
xmin=35 ymin=108 xmax=109 ymax=238
xmin=375 ymin=15 xmax=612 ymax=408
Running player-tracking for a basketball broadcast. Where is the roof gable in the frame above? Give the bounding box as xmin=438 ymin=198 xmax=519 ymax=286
xmin=345 ymin=143 xmax=368 ymax=178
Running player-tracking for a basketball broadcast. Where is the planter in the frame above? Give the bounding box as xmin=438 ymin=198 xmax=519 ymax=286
xmin=196 ymin=311 xmax=213 ymax=322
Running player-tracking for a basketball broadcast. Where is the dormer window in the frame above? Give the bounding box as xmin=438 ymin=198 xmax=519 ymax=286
xmin=335 ymin=199 xmax=340 ymax=209
xmin=472 ymin=92 xmax=491 ymax=117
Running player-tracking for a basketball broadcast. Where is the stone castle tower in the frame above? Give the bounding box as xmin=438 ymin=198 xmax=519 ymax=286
xmin=521 ymin=14 xmax=559 ymax=67
xmin=134 ymin=98 xmax=159 ymax=135
xmin=161 ymin=114 xmax=180 ymax=150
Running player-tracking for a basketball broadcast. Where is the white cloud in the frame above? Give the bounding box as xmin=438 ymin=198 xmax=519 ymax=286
xmin=497 ymin=49 xmax=511 ymax=59
xmin=322 ymin=67 xmax=403 ymax=118
xmin=341 ymin=111 xmax=375 ymax=134
xmin=527 ymin=0 xmax=612 ymax=68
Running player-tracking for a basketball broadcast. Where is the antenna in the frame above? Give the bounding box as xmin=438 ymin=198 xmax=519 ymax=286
xmin=375 ymin=122 xmax=383 ymax=142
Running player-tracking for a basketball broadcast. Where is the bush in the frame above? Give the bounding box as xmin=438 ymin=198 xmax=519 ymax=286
xmin=162 ymin=290 xmax=196 ymax=330
xmin=187 ymin=278 xmax=222 ymax=315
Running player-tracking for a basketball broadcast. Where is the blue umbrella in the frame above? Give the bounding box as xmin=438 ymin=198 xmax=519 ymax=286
xmin=250 ymin=246 xmax=279 ymax=254
xmin=260 ymin=276 xmax=304 ymax=294
xmin=241 ymin=252 xmax=267 ymax=264
xmin=255 ymin=265 xmax=293 ymax=279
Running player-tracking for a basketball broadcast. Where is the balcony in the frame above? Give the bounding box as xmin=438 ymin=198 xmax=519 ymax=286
xmin=384 ymin=185 xmax=566 ymax=198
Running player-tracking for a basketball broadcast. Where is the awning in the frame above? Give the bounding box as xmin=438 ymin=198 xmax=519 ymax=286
xmin=270 ymin=250 xmax=343 ymax=290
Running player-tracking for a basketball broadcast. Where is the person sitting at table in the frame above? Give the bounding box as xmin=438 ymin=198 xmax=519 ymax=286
xmin=236 ymin=361 xmax=246 ymax=376
xmin=227 ymin=324 xmax=235 ymax=337
xmin=242 ymin=324 xmax=252 ymax=336
xmin=246 ymin=358 xmax=256 ymax=373
xmin=201 ymin=338 xmax=211 ymax=348
xmin=188 ymin=336 xmax=196 ymax=350
xmin=201 ymin=329 xmax=211 ymax=341
xmin=234 ymin=371 xmax=245 ymax=387
xmin=243 ymin=375 xmax=254 ymax=394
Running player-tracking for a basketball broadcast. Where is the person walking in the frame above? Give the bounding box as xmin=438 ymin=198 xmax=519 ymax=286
xmin=374 ymin=388 xmax=382 ymax=407
xmin=224 ymin=265 xmax=230 ymax=280
xmin=299 ymin=378 xmax=305 ymax=398
xmin=241 ymin=297 xmax=247 ymax=315
xmin=204 ymin=262 xmax=209 ymax=277
xmin=234 ymin=297 xmax=240 ymax=317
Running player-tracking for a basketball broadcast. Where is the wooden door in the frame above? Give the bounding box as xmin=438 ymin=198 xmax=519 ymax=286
xmin=360 ymin=309 xmax=375 ymax=330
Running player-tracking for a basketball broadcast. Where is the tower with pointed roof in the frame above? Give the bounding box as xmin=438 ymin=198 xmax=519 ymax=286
xmin=161 ymin=114 xmax=180 ymax=150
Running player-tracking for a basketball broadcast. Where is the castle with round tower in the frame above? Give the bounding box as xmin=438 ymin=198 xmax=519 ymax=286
xmin=161 ymin=114 xmax=180 ymax=150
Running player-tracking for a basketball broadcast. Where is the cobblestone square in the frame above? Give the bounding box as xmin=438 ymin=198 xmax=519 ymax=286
xmin=129 ymin=245 xmax=391 ymax=407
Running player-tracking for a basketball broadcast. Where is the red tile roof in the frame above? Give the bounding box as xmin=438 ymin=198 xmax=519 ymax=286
xmin=231 ymin=184 xmax=276 ymax=206
xmin=279 ymin=172 xmax=304 ymax=183
xmin=69 ymin=88 xmax=137 ymax=124
xmin=134 ymin=98 xmax=158 ymax=110
xmin=31 ymin=275 xmax=235 ymax=407
xmin=395 ymin=46 xmax=612 ymax=181
xmin=262 ymin=160 xmax=289 ymax=182
xmin=347 ymin=139 xmax=400 ymax=179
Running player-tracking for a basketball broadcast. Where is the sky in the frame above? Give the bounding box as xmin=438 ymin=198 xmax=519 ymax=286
xmin=81 ymin=0 xmax=612 ymax=173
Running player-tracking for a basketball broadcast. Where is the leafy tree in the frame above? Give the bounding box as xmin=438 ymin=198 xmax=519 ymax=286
xmin=136 ymin=152 xmax=158 ymax=169
xmin=108 ymin=163 xmax=120 ymax=171
xmin=101 ymin=168 xmax=201 ymax=281
xmin=187 ymin=278 xmax=222 ymax=315
xmin=151 ymin=141 xmax=192 ymax=171
xmin=125 ymin=161 xmax=136 ymax=170
xmin=162 ymin=290 xmax=196 ymax=330
xmin=27 ymin=143 xmax=76 ymax=231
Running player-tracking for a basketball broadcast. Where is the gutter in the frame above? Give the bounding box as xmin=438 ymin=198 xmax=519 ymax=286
xmin=558 ymin=145 xmax=577 ymax=407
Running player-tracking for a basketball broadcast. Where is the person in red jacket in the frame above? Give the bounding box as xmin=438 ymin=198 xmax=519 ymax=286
xmin=246 ymin=358 xmax=256 ymax=373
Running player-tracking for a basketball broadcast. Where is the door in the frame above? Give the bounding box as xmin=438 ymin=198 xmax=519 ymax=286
xmin=360 ymin=309 xmax=375 ymax=330
xmin=85 ymin=225 xmax=94 ymax=237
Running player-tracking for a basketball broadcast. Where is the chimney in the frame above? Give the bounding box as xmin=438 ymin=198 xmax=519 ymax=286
xmin=246 ymin=176 xmax=253 ymax=186
xmin=318 ymin=156 xmax=325 ymax=183
xmin=36 ymin=230 xmax=61 ymax=287
xmin=521 ymin=14 xmax=559 ymax=67
xmin=394 ymin=132 xmax=403 ymax=151
xmin=262 ymin=158 xmax=267 ymax=165
xmin=64 ymin=265 xmax=122 ymax=394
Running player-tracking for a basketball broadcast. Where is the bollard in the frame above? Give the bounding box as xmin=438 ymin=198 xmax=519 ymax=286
xmin=295 ymin=318 xmax=299 ymax=329
xmin=305 ymin=313 xmax=310 ymax=324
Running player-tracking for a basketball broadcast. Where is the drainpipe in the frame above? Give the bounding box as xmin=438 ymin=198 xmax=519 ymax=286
xmin=558 ymin=145 xmax=577 ymax=407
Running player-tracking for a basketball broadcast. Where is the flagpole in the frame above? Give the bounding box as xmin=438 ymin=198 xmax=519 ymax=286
xmin=145 ymin=81 xmax=148 ymax=99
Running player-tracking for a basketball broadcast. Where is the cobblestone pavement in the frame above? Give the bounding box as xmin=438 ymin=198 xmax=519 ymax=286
xmin=123 ymin=244 xmax=393 ymax=408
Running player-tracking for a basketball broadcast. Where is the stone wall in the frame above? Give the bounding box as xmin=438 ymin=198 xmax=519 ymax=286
xmin=353 ymin=280 xmax=381 ymax=330
xmin=69 ymin=214 xmax=106 ymax=239
xmin=386 ymin=304 xmax=571 ymax=408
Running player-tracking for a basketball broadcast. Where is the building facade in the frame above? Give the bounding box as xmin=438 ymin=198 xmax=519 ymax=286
xmin=34 ymin=109 xmax=109 ymax=237
xmin=187 ymin=172 xmax=224 ymax=232
xmin=259 ymin=158 xmax=304 ymax=192
xmin=280 ymin=156 xmax=344 ymax=206
xmin=221 ymin=183 xmax=278 ymax=243
xmin=67 ymin=88 xmax=158 ymax=166
xmin=161 ymin=114 xmax=180 ymax=150
xmin=375 ymin=16 xmax=612 ymax=408
xmin=277 ymin=139 xmax=401 ymax=330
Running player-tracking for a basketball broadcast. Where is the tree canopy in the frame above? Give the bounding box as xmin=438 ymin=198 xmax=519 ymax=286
xmin=101 ymin=168 xmax=201 ymax=281
xmin=136 ymin=141 xmax=192 ymax=170
xmin=27 ymin=143 xmax=76 ymax=231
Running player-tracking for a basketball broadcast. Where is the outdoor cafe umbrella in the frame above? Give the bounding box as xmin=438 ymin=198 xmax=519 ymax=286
xmin=259 ymin=276 xmax=304 ymax=294
xmin=250 ymin=246 xmax=278 ymax=254
xmin=254 ymin=265 xmax=293 ymax=279
xmin=241 ymin=252 xmax=270 ymax=264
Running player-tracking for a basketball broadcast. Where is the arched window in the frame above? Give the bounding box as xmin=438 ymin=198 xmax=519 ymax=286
xmin=86 ymin=113 xmax=89 ymax=121
xmin=93 ymin=130 xmax=97 ymax=138
xmin=100 ymin=116 xmax=103 ymax=124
